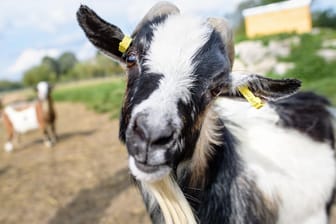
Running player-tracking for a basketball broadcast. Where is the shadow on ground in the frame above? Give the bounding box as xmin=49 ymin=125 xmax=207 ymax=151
xmin=19 ymin=130 xmax=96 ymax=150
xmin=0 ymin=166 xmax=10 ymax=177
xmin=48 ymin=167 xmax=132 ymax=224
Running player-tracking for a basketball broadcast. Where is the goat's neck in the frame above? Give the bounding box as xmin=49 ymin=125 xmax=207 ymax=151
xmin=37 ymin=96 xmax=54 ymax=113
xmin=188 ymin=106 xmax=222 ymax=186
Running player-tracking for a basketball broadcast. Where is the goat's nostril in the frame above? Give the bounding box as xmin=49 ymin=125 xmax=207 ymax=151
xmin=133 ymin=116 xmax=148 ymax=141
xmin=152 ymin=131 xmax=174 ymax=146
xmin=132 ymin=115 xmax=174 ymax=145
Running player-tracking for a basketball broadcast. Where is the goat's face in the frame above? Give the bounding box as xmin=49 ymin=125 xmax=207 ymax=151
xmin=77 ymin=2 xmax=301 ymax=182
xmin=123 ymin=16 xmax=233 ymax=181
xmin=36 ymin=81 xmax=52 ymax=101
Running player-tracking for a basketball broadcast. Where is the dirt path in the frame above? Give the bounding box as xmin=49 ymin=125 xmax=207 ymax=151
xmin=0 ymin=102 xmax=150 ymax=224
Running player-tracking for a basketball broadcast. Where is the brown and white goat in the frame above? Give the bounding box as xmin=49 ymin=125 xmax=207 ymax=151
xmin=2 ymin=81 xmax=57 ymax=152
xmin=77 ymin=2 xmax=336 ymax=224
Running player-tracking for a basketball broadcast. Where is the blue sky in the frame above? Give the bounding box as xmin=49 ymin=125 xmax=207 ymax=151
xmin=0 ymin=0 xmax=335 ymax=82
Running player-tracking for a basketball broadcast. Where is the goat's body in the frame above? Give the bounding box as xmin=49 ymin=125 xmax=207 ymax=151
xmin=2 ymin=97 xmax=56 ymax=151
xmin=140 ymin=92 xmax=336 ymax=224
xmin=217 ymin=97 xmax=335 ymax=223
xmin=4 ymin=102 xmax=40 ymax=133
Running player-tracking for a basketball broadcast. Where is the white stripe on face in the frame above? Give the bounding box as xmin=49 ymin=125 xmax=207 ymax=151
xmin=132 ymin=14 xmax=212 ymax=130
xmin=37 ymin=81 xmax=49 ymax=100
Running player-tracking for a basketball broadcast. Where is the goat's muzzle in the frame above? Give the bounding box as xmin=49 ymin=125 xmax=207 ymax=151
xmin=126 ymin=113 xmax=177 ymax=180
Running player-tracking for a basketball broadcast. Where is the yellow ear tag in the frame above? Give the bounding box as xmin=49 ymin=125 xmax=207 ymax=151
xmin=238 ymin=86 xmax=264 ymax=109
xmin=118 ymin=35 xmax=132 ymax=53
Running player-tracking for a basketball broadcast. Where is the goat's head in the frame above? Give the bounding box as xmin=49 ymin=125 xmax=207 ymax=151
xmin=77 ymin=2 xmax=300 ymax=182
xmin=36 ymin=81 xmax=52 ymax=101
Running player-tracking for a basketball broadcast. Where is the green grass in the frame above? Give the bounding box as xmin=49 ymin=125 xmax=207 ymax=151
xmin=53 ymin=78 xmax=126 ymax=118
xmin=265 ymin=29 xmax=336 ymax=105
xmin=303 ymin=76 xmax=336 ymax=104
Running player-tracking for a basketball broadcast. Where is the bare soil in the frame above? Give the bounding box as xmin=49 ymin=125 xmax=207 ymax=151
xmin=0 ymin=102 xmax=150 ymax=224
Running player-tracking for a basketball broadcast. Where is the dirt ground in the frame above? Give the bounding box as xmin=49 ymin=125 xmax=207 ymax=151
xmin=0 ymin=102 xmax=150 ymax=224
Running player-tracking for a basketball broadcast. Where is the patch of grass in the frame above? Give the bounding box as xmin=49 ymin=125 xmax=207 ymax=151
xmin=303 ymin=75 xmax=336 ymax=105
xmin=266 ymin=30 xmax=336 ymax=105
xmin=53 ymin=78 xmax=126 ymax=118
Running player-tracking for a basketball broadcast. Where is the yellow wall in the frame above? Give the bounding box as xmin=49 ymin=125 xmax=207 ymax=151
xmin=245 ymin=6 xmax=312 ymax=38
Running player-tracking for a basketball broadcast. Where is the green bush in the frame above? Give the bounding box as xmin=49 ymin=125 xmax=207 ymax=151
xmin=0 ymin=81 xmax=22 ymax=92
xmin=53 ymin=78 xmax=126 ymax=118
xmin=23 ymin=64 xmax=57 ymax=87
xmin=313 ymin=9 xmax=336 ymax=29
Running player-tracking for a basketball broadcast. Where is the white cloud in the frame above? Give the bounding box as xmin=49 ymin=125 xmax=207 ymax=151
xmin=0 ymin=1 xmax=75 ymax=33
xmin=50 ymin=32 xmax=84 ymax=47
xmin=0 ymin=0 xmax=242 ymax=34
xmin=127 ymin=0 xmax=240 ymax=22
xmin=77 ymin=41 xmax=96 ymax=61
xmin=7 ymin=48 xmax=61 ymax=74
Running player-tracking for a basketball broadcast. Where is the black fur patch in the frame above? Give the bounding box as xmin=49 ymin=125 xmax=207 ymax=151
xmin=119 ymin=73 xmax=163 ymax=142
xmin=192 ymin=30 xmax=231 ymax=94
xmin=131 ymin=14 xmax=169 ymax=63
xmin=272 ymin=92 xmax=335 ymax=148
xmin=77 ymin=5 xmax=125 ymax=59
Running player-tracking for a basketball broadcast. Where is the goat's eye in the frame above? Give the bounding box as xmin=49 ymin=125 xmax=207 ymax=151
xmin=210 ymin=86 xmax=222 ymax=97
xmin=126 ymin=54 xmax=137 ymax=67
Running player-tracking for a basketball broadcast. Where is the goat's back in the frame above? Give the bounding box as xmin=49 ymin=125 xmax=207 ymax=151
xmin=215 ymin=92 xmax=336 ymax=224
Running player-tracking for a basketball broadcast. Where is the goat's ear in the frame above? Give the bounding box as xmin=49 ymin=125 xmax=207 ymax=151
xmin=225 ymin=72 xmax=301 ymax=102
xmin=77 ymin=5 xmax=126 ymax=61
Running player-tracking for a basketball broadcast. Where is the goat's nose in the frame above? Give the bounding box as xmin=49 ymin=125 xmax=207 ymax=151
xmin=133 ymin=115 xmax=149 ymax=141
xmin=127 ymin=115 xmax=175 ymax=165
xmin=133 ymin=115 xmax=174 ymax=146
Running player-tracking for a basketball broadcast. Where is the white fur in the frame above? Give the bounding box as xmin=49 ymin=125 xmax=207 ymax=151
xmin=216 ymin=97 xmax=336 ymax=224
xmin=145 ymin=14 xmax=211 ymax=103
xmin=144 ymin=176 xmax=197 ymax=224
xmin=44 ymin=140 xmax=52 ymax=148
xmin=131 ymin=15 xmax=212 ymax=137
xmin=4 ymin=106 xmax=39 ymax=134
xmin=229 ymin=71 xmax=265 ymax=94
xmin=36 ymin=81 xmax=49 ymax=100
xmin=229 ymin=72 xmax=253 ymax=89
xmin=129 ymin=156 xmax=171 ymax=182
xmin=4 ymin=142 xmax=13 ymax=152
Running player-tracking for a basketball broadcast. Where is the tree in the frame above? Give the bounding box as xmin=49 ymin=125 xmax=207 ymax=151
xmin=42 ymin=56 xmax=60 ymax=77
xmin=23 ymin=64 xmax=56 ymax=86
xmin=57 ymin=52 xmax=78 ymax=75
xmin=313 ymin=9 xmax=336 ymax=29
xmin=95 ymin=52 xmax=123 ymax=75
xmin=0 ymin=80 xmax=22 ymax=92
xmin=259 ymin=0 xmax=284 ymax=5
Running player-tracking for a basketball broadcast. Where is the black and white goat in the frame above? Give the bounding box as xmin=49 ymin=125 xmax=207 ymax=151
xmin=2 ymin=81 xmax=57 ymax=152
xmin=77 ymin=2 xmax=336 ymax=223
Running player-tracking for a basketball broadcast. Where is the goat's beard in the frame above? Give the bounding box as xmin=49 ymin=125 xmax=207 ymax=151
xmin=143 ymin=175 xmax=197 ymax=224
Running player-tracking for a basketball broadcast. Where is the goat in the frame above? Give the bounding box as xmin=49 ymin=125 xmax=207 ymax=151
xmin=2 ymin=81 xmax=57 ymax=152
xmin=77 ymin=2 xmax=336 ymax=223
